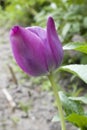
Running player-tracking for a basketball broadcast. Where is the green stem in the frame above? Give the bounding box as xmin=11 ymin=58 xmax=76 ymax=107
xmin=48 ymin=72 xmax=66 ymax=130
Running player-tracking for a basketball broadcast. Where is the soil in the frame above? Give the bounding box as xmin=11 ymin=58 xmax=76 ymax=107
xmin=0 ymin=26 xmax=78 ymax=130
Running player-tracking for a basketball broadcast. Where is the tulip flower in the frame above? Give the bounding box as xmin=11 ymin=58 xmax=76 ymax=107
xmin=10 ymin=17 xmax=63 ymax=76
xmin=10 ymin=17 xmax=66 ymax=130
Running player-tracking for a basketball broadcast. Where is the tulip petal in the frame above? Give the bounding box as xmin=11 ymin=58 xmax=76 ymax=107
xmin=26 ymin=27 xmax=46 ymax=42
xmin=47 ymin=17 xmax=63 ymax=69
xmin=10 ymin=26 xmax=48 ymax=76
xmin=27 ymin=26 xmax=58 ymax=71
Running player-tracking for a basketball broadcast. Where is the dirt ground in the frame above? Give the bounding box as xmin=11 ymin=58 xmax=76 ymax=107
xmin=0 ymin=26 xmax=77 ymax=130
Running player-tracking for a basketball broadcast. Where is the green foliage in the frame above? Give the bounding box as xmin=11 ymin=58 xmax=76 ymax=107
xmin=60 ymin=65 xmax=87 ymax=84
xmin=66 ymin=113 xmax=87 ymax=129
xmin=69 ymin=96 xmax=87 ymax=104
xmin=69 ymin=84 xmax=83 ymax=97
xmin=63 ymin=42 xmax=87 ymax=54
xmin=34 ymin=1 xmax=87 ymax=42
xmin=52 ymin=0 xmax=87 ymax=6
xmin=0 ymin=0 xmax=50 ymax=26
xmin=60 ymin=41 xmax=87 ymax=84
xmin=1 ymin=0 xmax=87 ymax=41
xmin=53 ymin=91 xmax=87 ymax=129
xmin=59 ymin=91 xmax=84 ymax=116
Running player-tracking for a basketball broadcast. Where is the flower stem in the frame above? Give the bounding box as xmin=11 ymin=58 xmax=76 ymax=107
xmin=48 ymin=72 xmax=66 ymax=130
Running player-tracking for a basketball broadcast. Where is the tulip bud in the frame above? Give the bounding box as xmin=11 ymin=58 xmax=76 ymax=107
xmin=10 ymin=17 xmax=63 ymax=76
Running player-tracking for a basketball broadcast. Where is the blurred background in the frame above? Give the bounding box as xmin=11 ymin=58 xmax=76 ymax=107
xmin=0 ymin=0 xmax=87 ymax=130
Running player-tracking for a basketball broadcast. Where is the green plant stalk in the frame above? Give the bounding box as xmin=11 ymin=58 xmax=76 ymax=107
xmin=48 ymin=72 xmax=66 ymax=130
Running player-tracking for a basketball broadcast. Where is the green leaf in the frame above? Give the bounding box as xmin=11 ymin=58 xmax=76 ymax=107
xmin=62 ymin=23 xmax=71 ymax=38
xmin=59 ymin=91 xmax=84 ymax=116
xmin=63 ymin=42 xmax=87 ymax=54
xmin=69 ymin=96 xmax=87 ymax=104
xmin=83 ymin=17 xmax=87 ymax=28
xmin=60 ymin=65 xmax=87 ymax=84
xmin=66 ymin=113 xmax=87 ymax=128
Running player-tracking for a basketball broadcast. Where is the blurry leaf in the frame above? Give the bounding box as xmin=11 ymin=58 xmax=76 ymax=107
xmin=60 ymin=65 xmax=87 ymax=84
xmin=52 ymin=0 xmax=64 ymax=6
xmin=66 ymin=113 xmax=87 ymax=129
xmin=62 ymin=23 xmax=71 ymax=38
xmin=71 ymin=22 xmax=80 ymax=33
xmin=83 ymin=17 xmax=87 ymax=28
xmin=67 ymin=0 xmax=86 ymax=5
xmin=69 ymin=84 xmax=83 ymax=97
xmin=72 ymin=87 xmax=83 ymax=97
xmin=63 ymin=42 xmax=87 ymax=54
xmin=69 ymin=96 xmax=87 ymax=104
xmin=81 ymin=54 xmax=87 ymax=64
xmin=59 ymin=91 xmax=84 ymax=116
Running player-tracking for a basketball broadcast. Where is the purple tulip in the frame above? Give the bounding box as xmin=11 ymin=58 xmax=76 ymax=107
xmin=10 ymin=17 xmax=63 ymax=76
